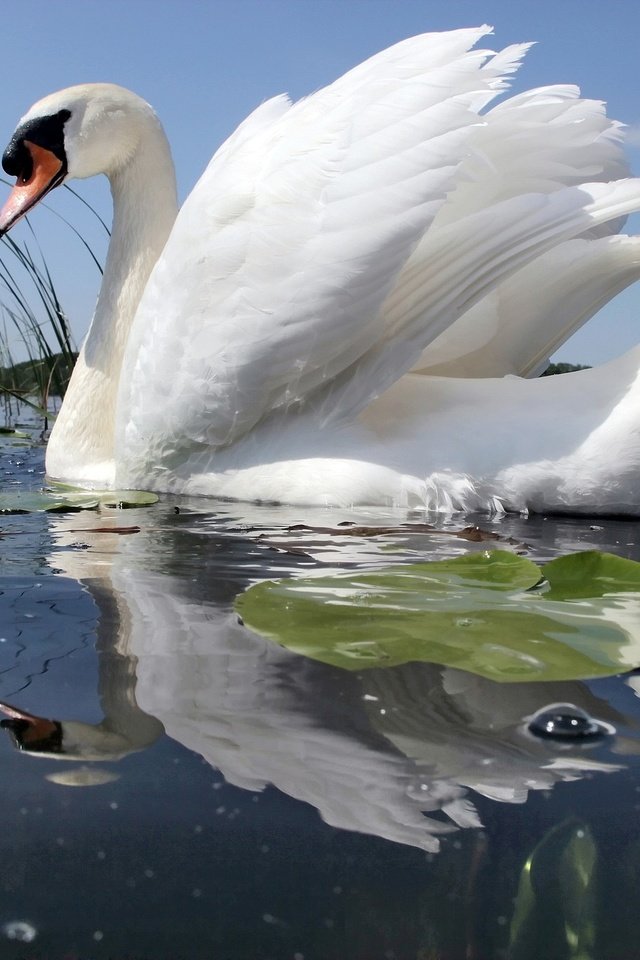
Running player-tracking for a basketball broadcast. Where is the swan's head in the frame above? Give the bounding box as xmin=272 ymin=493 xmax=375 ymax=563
xmin=0 ymin=700 xmax=64 ymax=755
xmin=0 ymin=83 xmax=159 ymax=234
xmin=0 ymin=697 xmax=164 ymax=762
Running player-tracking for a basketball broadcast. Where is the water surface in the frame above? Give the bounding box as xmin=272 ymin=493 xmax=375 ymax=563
xmin=1 ymin=425 xmax=640 ymax=959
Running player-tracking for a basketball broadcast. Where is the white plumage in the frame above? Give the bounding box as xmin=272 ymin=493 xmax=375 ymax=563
xmin=5 ymin=26 xmax=640 ymax=513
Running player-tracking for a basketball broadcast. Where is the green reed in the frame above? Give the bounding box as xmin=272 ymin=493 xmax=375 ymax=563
xmin=0 ymin=183 xmax=107 ymax=425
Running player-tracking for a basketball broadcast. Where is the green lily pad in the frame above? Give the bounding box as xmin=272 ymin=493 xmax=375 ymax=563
xmin=236 ymin=550 xmax=640 ymax=682
xmin=544 ymin=550 xmax=640 ymax=599
xmin=97 ymin=492 xmax=159 ymax=509
xmin=0 ymin=488 xmax=158 ymax=514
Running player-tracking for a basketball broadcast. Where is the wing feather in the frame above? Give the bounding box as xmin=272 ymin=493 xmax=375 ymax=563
xmin=306 ymin=181 xmax=640 ymax=423
xmin=412 ymin=235 xmax=640 ymax=378
xmin=118 ymin=27 xmax=520 ymax=474
xmin=114 ymin=28 xmax=640 ymax=488
xmin=406 ymin=83 xmax=631 ymax=377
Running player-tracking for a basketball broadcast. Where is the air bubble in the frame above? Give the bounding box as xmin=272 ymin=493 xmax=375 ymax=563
xmin=528 ymin=703 xmax=613 ymax=740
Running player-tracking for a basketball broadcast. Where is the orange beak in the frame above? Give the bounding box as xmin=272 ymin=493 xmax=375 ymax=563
xmin=0 ymin=140 xmax=64 ymax=234
xmin=0 ymin=699 xmax=62 ymax=751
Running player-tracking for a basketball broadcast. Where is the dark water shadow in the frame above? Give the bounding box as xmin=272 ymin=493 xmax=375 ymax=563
xmin=0 ymin=500 xmax=640 ymax=958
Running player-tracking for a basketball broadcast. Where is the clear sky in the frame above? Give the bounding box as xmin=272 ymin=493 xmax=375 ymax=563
xmin=2 ymin=0 xmax=640 ymax=366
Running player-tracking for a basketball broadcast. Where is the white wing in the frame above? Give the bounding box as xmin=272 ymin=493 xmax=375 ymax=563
xmin=311 ymin=179 xmax=640 ymax=423
xmin=431 ymin=84 xmax=629 ymax=229
xmin=116 ymin=27 xmax=523 ymax=472
xmin=115 ymin=28 xmax=640 ymax=485
xmin=412 ymin=84 xmax=633 ymax=377
xmin=412 ymin=235 xmax=640 ymax=378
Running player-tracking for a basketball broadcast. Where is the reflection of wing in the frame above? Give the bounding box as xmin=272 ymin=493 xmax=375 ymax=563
xmin=116 ymin=563 xmax=621 ymax=850
xmin=123 ymin=573 xmax=454 ymax=851
xmin=363 ymin=666 xmax=622 ymax=805
xmin=43 ymin=514 xmax=626 ymax=852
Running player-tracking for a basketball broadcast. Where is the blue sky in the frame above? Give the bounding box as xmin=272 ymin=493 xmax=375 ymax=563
xmin=2 ymin=0 xmax=640 ymax=365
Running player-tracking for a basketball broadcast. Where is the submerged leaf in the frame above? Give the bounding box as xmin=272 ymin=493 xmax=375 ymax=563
xmin=510 ymin=820 xmax=596 ymax=959
xmin=236 ymin=550 xmax=640 ymax=682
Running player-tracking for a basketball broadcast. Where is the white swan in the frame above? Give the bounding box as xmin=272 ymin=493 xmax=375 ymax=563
xmin=2 ymin=25 xmax=640 ymax=514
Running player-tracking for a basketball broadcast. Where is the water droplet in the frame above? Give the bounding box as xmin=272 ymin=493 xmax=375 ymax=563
xmin=528 ymin=703 xmax=612 ymax=740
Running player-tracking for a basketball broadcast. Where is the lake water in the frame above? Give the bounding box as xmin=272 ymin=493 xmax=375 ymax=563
xmin=1 ymin=420 xmax=640 ymax=960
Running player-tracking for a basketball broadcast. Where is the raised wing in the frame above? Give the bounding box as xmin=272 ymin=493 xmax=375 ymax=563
xmin=115 ymin=28 xmax=640 ymax=488
xmin=431 ymin=84 xmax=628 ymax=230
xmin=305 ymin=180 xmax=640 ymax=424
xmin=412 ymin=234 xmax=640 ymax=378
xmin=411 ymin=84 xmax=633 ymax=377
xmin=116 ymin=27 xmax=526 ymax=478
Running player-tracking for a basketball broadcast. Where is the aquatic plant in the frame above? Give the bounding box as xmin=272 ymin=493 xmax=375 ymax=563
xmin=237 ymin=550 xmax=640 ymax=682
xmin=0 ymin=184 xmax=106 ymax=423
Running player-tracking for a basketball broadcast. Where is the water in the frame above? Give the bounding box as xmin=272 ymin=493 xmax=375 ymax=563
xmin=1 ymin=422 xmax=640 ymax=959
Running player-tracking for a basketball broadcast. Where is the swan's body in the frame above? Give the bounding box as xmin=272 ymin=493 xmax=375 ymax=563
xmin=4 ymin=26 xmax=640 ymax=513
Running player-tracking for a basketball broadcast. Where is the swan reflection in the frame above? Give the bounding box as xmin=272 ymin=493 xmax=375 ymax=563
xmin=0 ymin=508 xmax=630 ymax=852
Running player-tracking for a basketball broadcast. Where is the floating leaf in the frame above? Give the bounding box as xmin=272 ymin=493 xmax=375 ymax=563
xmin=68 ymin=525 xmax=141 ymax=535
xmin=236 ymin=550 xmax=640 ymax=682
xmin=0 ymin=488 xmax=158 ymax=514
xmin=44 ymin=499 xmax=100 ymax=513
xmin=543 ymin=550 xmax=640 ymax=599
xmin=97 ymin=492 xmax=159 ymax=509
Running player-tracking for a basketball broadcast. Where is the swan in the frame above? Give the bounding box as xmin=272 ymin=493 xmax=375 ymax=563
xmin=2 ymin=25 xmax=640 ymax=514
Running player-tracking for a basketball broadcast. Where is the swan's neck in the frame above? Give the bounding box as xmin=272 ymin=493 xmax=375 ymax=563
xmin=46 ymin=117 xmax=178 ymax=486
